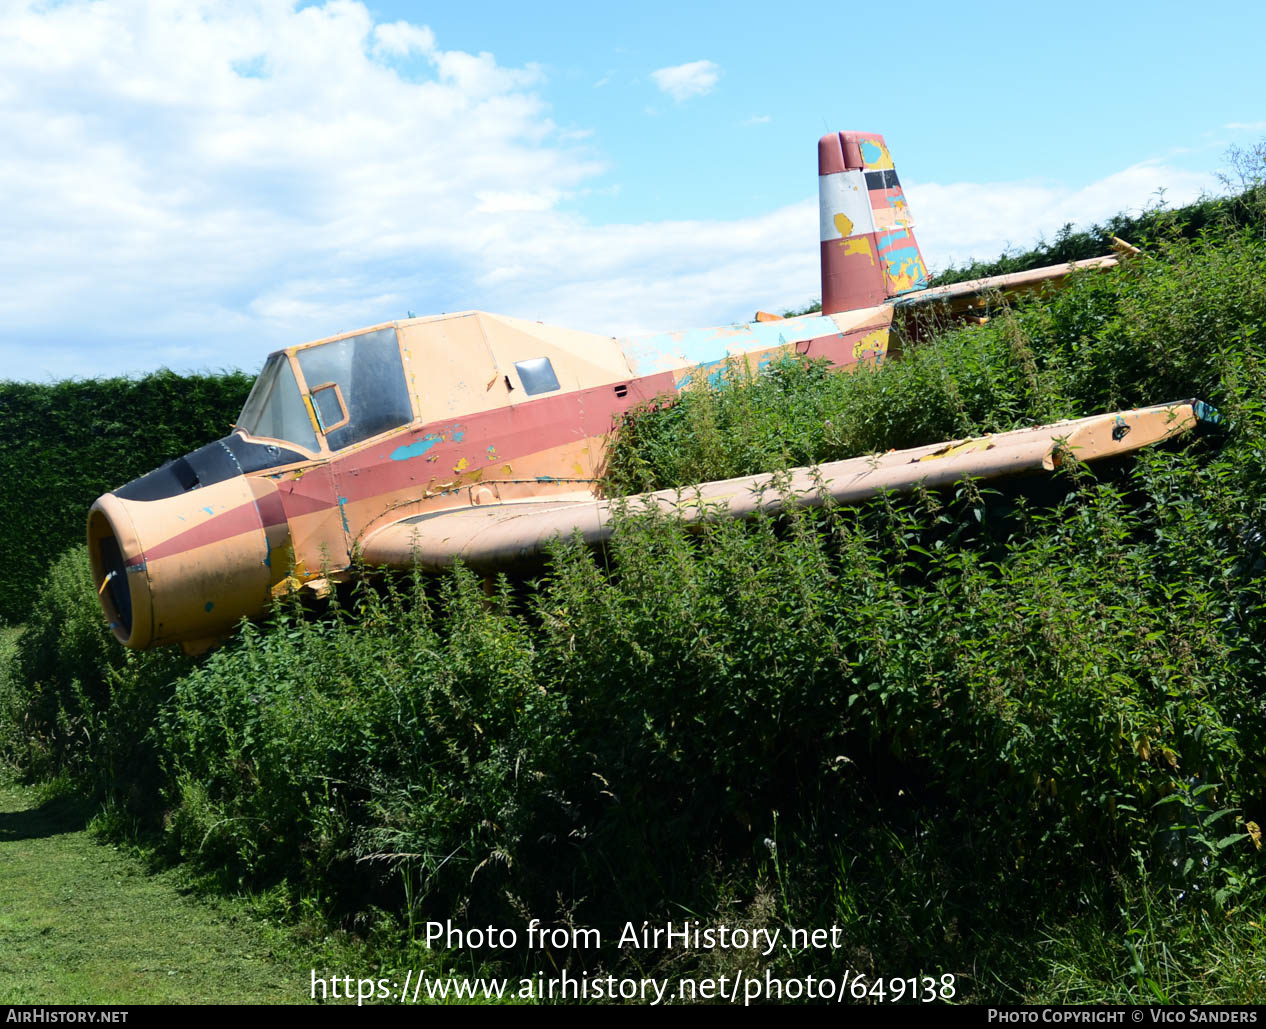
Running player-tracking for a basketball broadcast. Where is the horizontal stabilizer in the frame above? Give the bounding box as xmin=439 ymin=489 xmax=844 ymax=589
xmin=360 ymin=402 xmax=1204 ymax=571
xmin=894 ymin=256 xmax=1123 ymax=314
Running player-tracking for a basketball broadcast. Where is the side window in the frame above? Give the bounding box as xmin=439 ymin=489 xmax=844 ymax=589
xmin=515 ymin=357 xmax=560 ymax=396
xmin=297 ymin=328 xmax=413 ymax=450
xmin=309 ymin=383 xmax=349 ymax=433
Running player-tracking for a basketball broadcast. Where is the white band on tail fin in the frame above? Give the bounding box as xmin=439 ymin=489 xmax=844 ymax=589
xmin=818 ymin=170 xmax=874 ymax=242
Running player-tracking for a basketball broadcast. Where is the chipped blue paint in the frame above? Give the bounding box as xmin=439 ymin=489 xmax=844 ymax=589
xmin=452 ymin=428 xmax=465 ymax=442
xmin=204 ymin=601 xmax=214 ymax=612
xmin=676 ymin=356 xmax=732 ymax=390
xmin=884 ymin=191 xmax=912 ymax=225
xmin=263 ymin=535 xmax=271 ymax=568
xmin=626 ymin=315 xmax=842 ymax=373
xmin=877 ymin=228 xmax=928 ymax=289
xmin=202 ymin=506 xmax=214 ymax=515
xmin=337 ymin=496 xmax=350 ymax=534
xmin=390 ymin=434 xmax=441 ymax=461
xmin=882 ymin=246 xmax=929 ymax=291
xmin=859 ymin=139 xmax=883 ymax=166
xmin=877 ymin=228 xmax=911 ymax=251
xmin=535 ymin=475 xmax=558 ymax=483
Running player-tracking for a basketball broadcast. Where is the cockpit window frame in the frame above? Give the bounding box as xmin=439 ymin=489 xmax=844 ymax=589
xmin=290 ymin=324 xmax=418 ymax=453
xmin=233 ymin=324 xmax=419 ymax=459
xmin=232 ymin=350 xmax=324 ymax=459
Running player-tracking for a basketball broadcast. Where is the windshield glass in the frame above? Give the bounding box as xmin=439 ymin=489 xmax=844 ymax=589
xmin=236 ymin=354 xmax=319 ymax=452
xmin=296 ymin=327 xmax=413 ymax=450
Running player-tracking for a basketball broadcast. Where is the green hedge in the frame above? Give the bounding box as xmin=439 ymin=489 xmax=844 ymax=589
xmin=930 ymin=183 xmax=1266 ymax=285
xmin=0 ymin=371 xmax=252 ymax=624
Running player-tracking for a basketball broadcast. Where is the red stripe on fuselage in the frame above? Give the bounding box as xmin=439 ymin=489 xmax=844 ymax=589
xmin=142 ymin=500 xmax=263 ymax=563
xmin=324 ymin=370 xmax=678 ymax=509
xmin=130 ymin=369 xmax=675 ymax=565
xmin=253 ymin=488 xmax=287 ymax=529
xmin=134 ymin=340 xmax=876 ymax=566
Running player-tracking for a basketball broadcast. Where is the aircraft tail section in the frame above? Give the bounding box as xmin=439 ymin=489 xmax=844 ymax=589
xmin=819 ymin=131 xmax=929 ymax=314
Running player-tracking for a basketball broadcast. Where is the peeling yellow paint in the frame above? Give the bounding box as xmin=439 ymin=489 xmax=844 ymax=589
xmin=887 ymin=270 xmax=921 ymax=293
xmin=918 ymin=438 xmax=993 ymax=462
xmin=852 ymin=329 xmax=887 ymax=362
xmin=833 ymin=212 xmax=854 ymax=237
xmin=862 ymin=139 xmax=894 ymax=170
xmin=871 ymin=202 xmax=910 ymax=232
xmin=841 ymin=236 xmax=874 ymax=265
xmin=454 ymin=457 xmax=469 ymax=472
xmin=302 ymin=394 xmax=321 ymax=435
xmin=271 ymin=558 xmax=312 ymax=597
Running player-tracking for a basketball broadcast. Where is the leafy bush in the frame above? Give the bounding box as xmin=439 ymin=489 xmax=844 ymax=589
xmin=141 ymin=430 xmax=1266 ymax=988
xmin=0 ymin=626 xmax=23 ymax=764
xmin=5 ymin=544 xmax=192 ymax=798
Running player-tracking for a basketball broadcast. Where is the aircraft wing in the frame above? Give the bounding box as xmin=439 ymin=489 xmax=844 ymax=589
xmin=359 ymin=400 xmax=1207 ymax=572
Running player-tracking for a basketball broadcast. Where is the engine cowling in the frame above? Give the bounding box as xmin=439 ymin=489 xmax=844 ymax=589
xmin=88 ymin=463 xmax=290 ymax=650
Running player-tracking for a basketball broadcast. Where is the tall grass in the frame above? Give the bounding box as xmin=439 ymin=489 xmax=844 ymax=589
xmin=2 ymin=211 xmax=1265 ymax=1001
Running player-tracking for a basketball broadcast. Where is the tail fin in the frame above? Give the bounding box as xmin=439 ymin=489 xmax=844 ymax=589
xmin=818 ymin=131 xmax=929 ymax=314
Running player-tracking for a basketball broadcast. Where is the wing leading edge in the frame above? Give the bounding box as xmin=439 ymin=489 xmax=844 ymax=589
xmin=359 ymin=401 xmax=1206 ymax=572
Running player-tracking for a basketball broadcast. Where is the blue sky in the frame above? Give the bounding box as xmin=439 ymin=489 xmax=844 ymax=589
xmin=383 ymin=0 xmax=1265 ymax=221
xmin=1 ymin=0 xmax=1263 ymax=381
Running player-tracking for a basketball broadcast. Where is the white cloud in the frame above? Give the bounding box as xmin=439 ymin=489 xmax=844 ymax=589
xmin=0 ymin=3 xmax=1231 ymax=382
xmin=371 ymin=20 xmax=436 ymax=58
xmin=745 ymin=114 xmax=771 ymax=125
xmin=650 ymin=60 xmax=719 ymax=102
xmin=907 ymin=160 xmax=1217 ymax=272
xmin=1225 ymin=121 xmax=1266 ymax=132
xmin=0 ymin=0 xmax=597 ymax=378
xmin=474 ymin=189 xmax=560 ymax=213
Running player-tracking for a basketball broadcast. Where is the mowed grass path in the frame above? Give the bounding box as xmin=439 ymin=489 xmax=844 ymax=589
xmin=0 ymin=781 xmax=310 ymax=1004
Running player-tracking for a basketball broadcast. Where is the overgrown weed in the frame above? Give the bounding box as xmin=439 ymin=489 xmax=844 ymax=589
xmin=3 ymin=180 xmax=1266 ymax=1001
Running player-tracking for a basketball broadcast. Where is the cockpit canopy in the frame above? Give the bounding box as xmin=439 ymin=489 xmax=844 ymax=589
xmin=236 ymin=327 xmax=414 ymax=454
